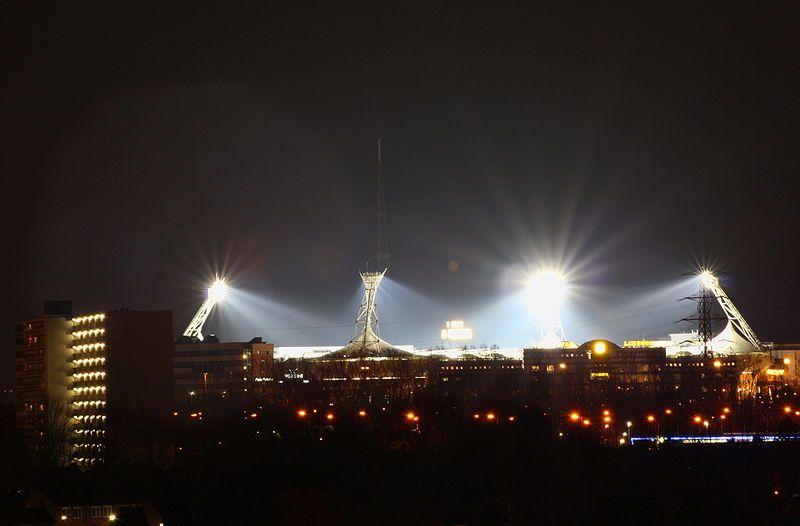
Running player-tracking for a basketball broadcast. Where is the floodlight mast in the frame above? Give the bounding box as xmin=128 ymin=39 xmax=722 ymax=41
xmin=183 ymin=278 xmax=227 ymax=341
xmin=350 ymin=269 xmax=385 ymax=351
xmin=527 ymin=271 xmax=567 ymax=348
xmin=699 ymin=270 xmax=763 ymax=351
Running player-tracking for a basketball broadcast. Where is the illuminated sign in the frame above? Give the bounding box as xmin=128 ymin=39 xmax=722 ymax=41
xmin=441 ymin=320 xmax=473 ymax=341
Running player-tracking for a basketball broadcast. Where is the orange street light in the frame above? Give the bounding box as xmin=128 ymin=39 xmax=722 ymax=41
xmin=723 ymin=407 xmax=731 ymax=414
xmin=784 ymin=406 xmax=792 ymax=414
xmin=647 ymin=415 xmax=656 ymax=423
xmin=582 ymin=419 xmax=591 ymax=426
xmin=473 ymin=413 xmax=481 ymax=420
xmin=358 ymin=410 xmax=367 ymax=417
xmin=603 ymin=409 xmax=611 ymax=416
xmin=569 ymin=412 xmax=580 ymax=421
xmin=603 ymin=416 xmax=611 ymax=423
xmin=693 ymin=415 xmax=702 ymax=423
xmin=326 ymin=413 xmax=334 ymax=421
xmin=486 ymin=413 xmax=496 ymax=421
xmin=665 ymin=408 xmax=672 ymax=415
xmin=297 ymin=409 xmax=307 ymax=418
xmin=406 ymin=412 xmax=416 ymax=421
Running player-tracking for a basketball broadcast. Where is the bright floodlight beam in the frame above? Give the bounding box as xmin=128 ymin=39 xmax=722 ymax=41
xmin=526 ymin=271 xmax=567 ymax=348
xmin=207 ymin=278 xmax=228 ymax=302
xmin=183 ymin=277 xmax=228 ymax=341
xmin=699 ymin=269 xmax=716 ymax=289
xmin=527 ymin=271 xmax=567 ymax=310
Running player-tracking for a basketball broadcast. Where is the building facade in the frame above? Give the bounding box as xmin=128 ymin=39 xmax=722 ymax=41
xmin=524 ymin=340 xmax=748 ymax=413
xmin=173 ymin=338 xmax=274 ymax=403
xmin=15 ymin=305 xmax=173 ymax=468
xmin=71 ymin=310 xmax=173 ymax=467
xmin=14 ymin=301 xmax=73 ymax=466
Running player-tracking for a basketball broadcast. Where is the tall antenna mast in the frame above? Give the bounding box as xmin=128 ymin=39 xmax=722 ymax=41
xmin=376 ymin=137 xmax=390 ymax=271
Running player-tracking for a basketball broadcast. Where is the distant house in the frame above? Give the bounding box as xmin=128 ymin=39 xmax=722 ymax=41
xmin=16 ymin=473 xmax=165 ymax=526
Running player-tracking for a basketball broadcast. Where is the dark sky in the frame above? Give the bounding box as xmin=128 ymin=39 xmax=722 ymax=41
xmin=4 ymin=4 xmax=800 ymax=385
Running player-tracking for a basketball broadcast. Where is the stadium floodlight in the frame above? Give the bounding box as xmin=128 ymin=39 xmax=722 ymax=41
xmin=698 ymin=269 xmax=716 ymax=289
xmin=526 ymin=271 xmax=567 ymax=348
xmin=183 ymin=276 xmax=228 ymax=341
xmin=526 ymin=271 xmax=567 ymax=312
xmin=208 ymin=278 xmax=228 ymax=303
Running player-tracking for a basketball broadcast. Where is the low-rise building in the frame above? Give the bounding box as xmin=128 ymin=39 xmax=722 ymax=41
xmin=173 ymin=337 xmax=274 ymax=403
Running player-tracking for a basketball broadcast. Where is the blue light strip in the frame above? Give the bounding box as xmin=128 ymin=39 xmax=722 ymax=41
xmin=630 ymin=435 xmax=800 ymax=444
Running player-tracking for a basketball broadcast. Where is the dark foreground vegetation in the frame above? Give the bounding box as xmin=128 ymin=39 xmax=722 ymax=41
xmin=3 ymin=403 xmax=800 ymax=525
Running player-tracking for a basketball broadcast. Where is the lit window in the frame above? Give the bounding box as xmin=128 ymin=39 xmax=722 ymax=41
xmin=91 ymin=506 xmax=101 ymax=518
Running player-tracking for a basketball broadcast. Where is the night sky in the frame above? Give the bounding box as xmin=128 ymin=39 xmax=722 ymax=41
xmin=5 ymin=4 xmax=800 ymax=386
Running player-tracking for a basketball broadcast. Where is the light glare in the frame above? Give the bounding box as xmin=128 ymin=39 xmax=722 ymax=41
xmin=526 ymin=271 xmax=567 ymax=311
xmin=208 ymin=278 xmax=228 ymax=303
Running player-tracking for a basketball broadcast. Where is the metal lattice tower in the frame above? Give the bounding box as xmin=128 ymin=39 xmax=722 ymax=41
xmin=539 ymin=318 xmax=567 ymax=349
xmin=376 ymin=137 xmax=390 ymax=271
xmin=696 ymin=285 xmax=714 ymax=357
xmin=350 ymin=270 xmax=386 ymax=352
xmin=681 ymin=284 xmax=717 ymax=357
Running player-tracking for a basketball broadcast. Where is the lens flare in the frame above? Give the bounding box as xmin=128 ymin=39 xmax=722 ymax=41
xmin=526 ymin=271 xmax=567 ymax=311
xmin=208 ymin=279 xmax=228 ymax=303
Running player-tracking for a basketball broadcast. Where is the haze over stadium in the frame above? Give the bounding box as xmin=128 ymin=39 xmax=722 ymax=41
xmin=5 ymin=4 xmax=799 ymax=385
